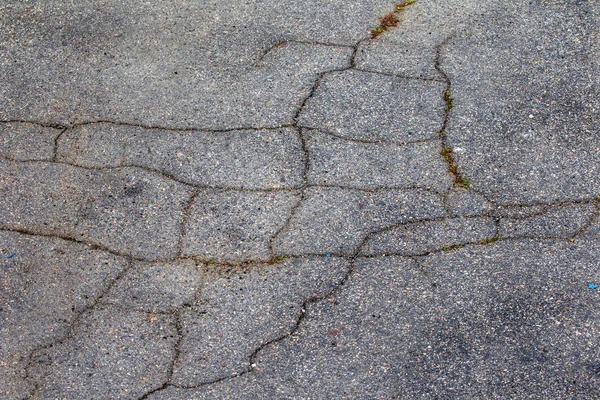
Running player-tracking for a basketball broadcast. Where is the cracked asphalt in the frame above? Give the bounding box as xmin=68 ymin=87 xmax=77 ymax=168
xmin=1 ymin=0 xmax=599 ymax=398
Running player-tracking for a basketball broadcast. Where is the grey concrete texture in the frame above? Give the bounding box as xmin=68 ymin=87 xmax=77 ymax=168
xmin=0 ymin=122 xmax=62 ymax=162
xmin=57 ymin=124 xmax=306 ymax=189
xmin=0 ymin=159 xmax=193 ymax=260
xmin=2 ymin=0 xmax=600 ymax=398
xmin=499 ymin=202 xmax=598 ymax=239
xmin=273 ymin=187 xmax=447 ymax=256
xmin=298 ymin=70 xmax=446 ymax=143
xmin=0 ymin=231 xmax=128 ymax=400
xmin=305 ymin=129 xmax=452 ymax=191
xmin=29 ymin=305 xmax=177 ymax=399
xmin=445 ymin=188 xmax=494 ymax=217
xmin=150 ymin=240 xmax=600 ymax=399
xmin=103 ymin=260 xmax=204 ymax=313
xmin=182 ymin=189 xmax=300 ymax=262
xmin=173 ymin=257 xmax=349 ymax=386
xmin=443 ymin=0 xmax=600 ymax=205
xmin=361 ymin=216 xmax=497 ymax=256
xmin=354 ymin=0 xmax=495 ymax=79
xmin=0 ymin=0 xmax=395 ymax=128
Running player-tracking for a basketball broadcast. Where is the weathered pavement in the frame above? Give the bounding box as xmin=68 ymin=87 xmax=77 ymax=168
xmin=1 ymin=0 xmax=599 ymax=398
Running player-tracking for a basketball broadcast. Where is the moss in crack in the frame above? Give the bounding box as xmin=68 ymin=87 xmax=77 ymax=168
xmin=457 ymin=176 xmax=470 ymax=189
xmin=371 ymin=0 xmax=416 ymax=39
xmin=442 ymin=244 xmax=464 ymax=252
xmin=380 ymin=14 xmax=400 ymax=29
xmin=440 ymin=146 xmax=470 ymax=189
xmin=441 ymin=146 xmax=454 ymax=164
xmin=443 ymin=89 xmax=454 ymax=112
xmin=397 ymin=0 xmax=417 ymax=10
xmin=267 ymin=254 xmax=287 ymax=265
xmin=371 ymin=26 xmax=386 ymax=38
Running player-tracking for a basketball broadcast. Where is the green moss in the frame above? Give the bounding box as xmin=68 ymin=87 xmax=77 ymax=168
xmin=440 ymin=146 xmax=454 ymax=163
xmin=443 ymin=89 xmax=454 ymax=112
xmin=268 ymin=254 xmax=287 ymax=265
xmin=370 ymin=26 xmax=386 ymax=38
xmin=456 ymin=176 xmax=470 ymax=189
xmin=442 ymin=244 xmax=464 ymax=252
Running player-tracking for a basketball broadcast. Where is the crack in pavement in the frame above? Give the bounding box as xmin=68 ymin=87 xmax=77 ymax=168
xmin=22 ymin=258 xmax=135 ymax=399
xmin=434 ymin=35 xmax=471 ymax=189
xmin=4 ymin=1 xmax=600 ymax=397
xmin=136 ymin=197 xmax=600 ymax=394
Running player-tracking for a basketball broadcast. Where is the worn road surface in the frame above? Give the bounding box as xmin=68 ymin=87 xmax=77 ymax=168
xmin=1 ymin=0 xmax=600 ymax=398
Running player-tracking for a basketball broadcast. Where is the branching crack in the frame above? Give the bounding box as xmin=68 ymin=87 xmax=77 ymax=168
xmin=268 ymin=128 xmax=309 ymax=258
xmin=23 ymin=258 xmax=135 ymax=399
xmin=138 ymin=313 xmax=184 ymax=400
xmin=2 ymin=197 xmax=597 ymax=265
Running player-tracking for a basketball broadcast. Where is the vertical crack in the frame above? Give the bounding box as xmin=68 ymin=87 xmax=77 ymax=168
xmin=434 ymin=36 xmax=470 ymax=189
xmin=268 ymin=128 xmax=309 ymax=259
xmin=269 ymin=41 xmax=360 ymax=258
xmin=51 ymin=127 xmax=68 ymax=162
xmin=137 ymin=312 xmax=184 ymax=400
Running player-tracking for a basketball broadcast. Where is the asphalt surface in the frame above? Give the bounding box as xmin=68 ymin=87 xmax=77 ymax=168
xmin=1 ymin=0 xmax=599 ymax=399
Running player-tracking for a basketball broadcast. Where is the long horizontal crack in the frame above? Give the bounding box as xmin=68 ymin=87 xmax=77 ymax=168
xmin=0 ymin=119 xmax=296 ymax=133
xmin=0 ymin=153 xmax=445 ymax=193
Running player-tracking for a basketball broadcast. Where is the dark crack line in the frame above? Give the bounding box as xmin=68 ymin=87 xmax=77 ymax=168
xmin=162 ymin=208 xmax=417 ymax=391
xmin=0 ymin=226 xmax=148 ymax=262
xmin=4 ymin=6 xmax=598 ymax=398
xmin=137 ymin=263 xmax=211 ymax=400
xmin=171 ymin=232 xmax=599 ymax=390
xmin=72 ymin=120 xmax=297 ymax=133
xmin=0 ymin=119 xmax=295 ymax=134
xmin=141 ymin=38 xmax=368 ymax=396
xmin=562 ymin=200 xmax=598 ymax=240
xmin=51 ymin=128 xmax=68 ymax=162
xmin=575 ymin=201 xmax=600 ymax=239
xmin=0 ymin=119 xmax=68 ymax=130
xmin=2 ymin=197 xmax=598 ymax=266
xmin=268 ymin=128 xmax=309 ymax=258
xmin=494 ymin=198 xmax=600 ymax=213
xmin=434 ymin=35 xmax=470 ymax=189
xmin=360 ymin=214 xmax=493 ymax=237
xmin=138 ymin=314 xmax=184 ymax=400
xmin=0 ymin=155 xmax=445 ymax=195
